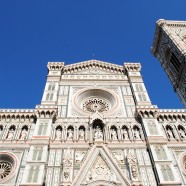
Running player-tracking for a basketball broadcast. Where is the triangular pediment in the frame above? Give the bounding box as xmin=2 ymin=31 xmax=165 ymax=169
xmin=72 ymin=145 xmax=131 ymax=186
xmin=63 ymin=60 xmax=124 ymax=75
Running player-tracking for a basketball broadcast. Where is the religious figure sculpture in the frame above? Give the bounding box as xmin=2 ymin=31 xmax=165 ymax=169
xmin=0 ymin=127 xmax=3 ymax=136
xmin=111 ymin=129 xmax=117 ymax=140
xmin=79 ymin=129 xmax=85 ymax=140
xmin=67 ymin=128 xmax=73 ymax=140
xmin=167 ymin=128 xmax=174 ymax=140
xmin=122 ymin=128 xmax=129 ymax=140
xmin=179 ymin=128 xmax=185 ymax=139
xmin=94 ymin=126 xmax=103 ymax=140
xmin=134 ymin=128 xmax=140 ymax=140
xmin=55 ymin=128 xmax=62 ymax=140
xmin=83 ymin=156 xmax=119 ymax=184
xmin=20 ymin=128 xmax=28 ymax=140
xmin=7 ymin=129 xmax=15 ymax=140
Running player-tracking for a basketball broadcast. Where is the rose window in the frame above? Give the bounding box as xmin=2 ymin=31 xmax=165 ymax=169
xmin=0 ymin=153 xmax=16 ymax=183
xmin=73 ymin=88 xmax=119 ymax=115
xmin=0 ymin=162 xmax=12 ymax=180
xmin=82 ymin=98 xmax=110 ymax=113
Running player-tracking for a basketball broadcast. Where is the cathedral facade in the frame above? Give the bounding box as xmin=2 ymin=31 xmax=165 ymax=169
xmin=0 ymin=60 xmax=186 ymax=186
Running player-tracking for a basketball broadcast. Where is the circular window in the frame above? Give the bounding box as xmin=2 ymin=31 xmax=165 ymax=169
xmin=73 ymin=88 xmax=119 ymax=115
xmin=0 ymin=153 xmax=17 ymax=183
xmin=82 ymin=97 xmax=110 ymax=113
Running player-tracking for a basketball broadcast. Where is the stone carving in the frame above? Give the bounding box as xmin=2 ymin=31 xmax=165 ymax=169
xmin=111 ymin=128 xmax=118 ymax=140
xmin=75 ymin=151 xmax=86 ymax=163
xmin=166 ymin=128 xmax=174 ymax=140
xmin=79 ymin=129 xmax=85 ymax=140
xmin=113 ymin=151 xmax=124 ymax=163
xmin=20 ymin=128 xmax=28 ymax=140
xmin=55 ymin=128 xmax=62 ymax=140
xmin=94 ymin=126 xmax=103 ymax=140
xmin=83 ymin=155 xmax=119 ymax=184
xmin=122 ymin=128 xmax=129 ymax=140
xmin=127 ymin=152 xmax=139 ymax=181
xmin=179 ymin=128 xmax=185 ymax=139
xmin=63 ymin=149 xmax=73 ymax=167
xmin=133 ymin=128 xmax=141 ymax=140
xmin=63 ymin=148 xmax=73 ymax=183
xmin=67 ymin=128 xmax=73 ymax=140
xmin=7 ymin=129 xmax=15 ymax=140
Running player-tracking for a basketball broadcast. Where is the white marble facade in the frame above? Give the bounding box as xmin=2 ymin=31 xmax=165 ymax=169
xmin=0 ymin=60 xmax=185 ymax=186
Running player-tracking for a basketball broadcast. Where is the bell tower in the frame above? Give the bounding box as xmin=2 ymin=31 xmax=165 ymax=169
xmin=152 ymin=19 xmax=186 ymax=107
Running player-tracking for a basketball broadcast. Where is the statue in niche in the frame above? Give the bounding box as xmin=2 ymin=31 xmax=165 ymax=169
xmin=0 ymin=127 xmax=3 ymax=135
xmin=7 ymin=129 xmax=15 ymax=140
xmin=127 ymin=152 xmax=139 ymax=181
xmin=20 ymin=128 xmax=28 ymax=140
xmin=94 ymin=126 xmax=103 ymax=140
xmin=167 ymin=128 xmax=174 ymax=139
xmin=111 ymin=128 xmax=117 ymax=140
xmin=55 ymin=128 xmax=62 ymax=140
xmin=133 ymin=128 xmax=140 ymax=139
xmin=179 ymin=128 xmax=185 ymax=139
xmin=67 ymin=128 xmax=73 ymax=140
xmin=122 ymin=128 xmax=129 ymax=140
xmin=79 ymin=129 xmax=85 ymax=140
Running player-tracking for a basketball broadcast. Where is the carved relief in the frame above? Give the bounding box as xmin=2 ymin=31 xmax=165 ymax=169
xmin=83 ymin=155 xmax=119 ymax=184
xmin=127 ymin=152 xmax=139 ymax=181
xmin=62 ymin=149 xmax=74 ymax=183
xmin=75 ymin=151 xmax=86 ymax=163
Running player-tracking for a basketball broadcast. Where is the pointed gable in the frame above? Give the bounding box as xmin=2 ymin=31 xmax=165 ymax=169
xmin=63 ymin=60 xmax=124 ymax=75
xmin=72 ymin=145 xmax=131 ymax=186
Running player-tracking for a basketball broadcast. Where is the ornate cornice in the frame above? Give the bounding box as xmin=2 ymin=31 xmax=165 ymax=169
xmin=124 ymin=63 xmax=141 ymax=72
xmin=0 ymin=109 xmax=36 ymax=122
xmin=136 ymin=106 xmax=186 ymax=121
xmin=47 ymin=62 xmax=64 ymax=71
xmin=63 ymin=60 xmax=124 ymax=74
xmin=136 ymin=105 xmax=158 ymax=118
xmin=158 ymin=109 xmax=186 ymax=122
xmin=35 ymin=105 xmax=57 ymax=120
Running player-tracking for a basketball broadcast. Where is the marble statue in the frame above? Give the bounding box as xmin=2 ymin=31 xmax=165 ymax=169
xmin=67 ymin=128 xmax=73 ymax=140
xmin=55 ymin=128 xmax=62 ymax=140
xmin=94 ymin=126 xmax=103 ymax=140
xmin=167 ymin=128 xmax=174 ymax=139
xmin=20 ymin=128 xmax=28 ymax=140
xmin=134 ymin=128 xmax=140 ymax=139
xmin=122 ymin=128 xmax=129 ymax=139
xmin=7 ymin=129 xmax=14 ymax=140
xmin=179 ymin=128 xmax=185 ymax=138
xmin=111 ymin=129 xmax=117 ymax=140
xmin=79 ymin=129 xmax=85 ymax=140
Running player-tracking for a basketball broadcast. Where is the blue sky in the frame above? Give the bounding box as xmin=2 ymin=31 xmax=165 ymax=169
xmin=0 ymin=1 xmax=185 ymax=109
